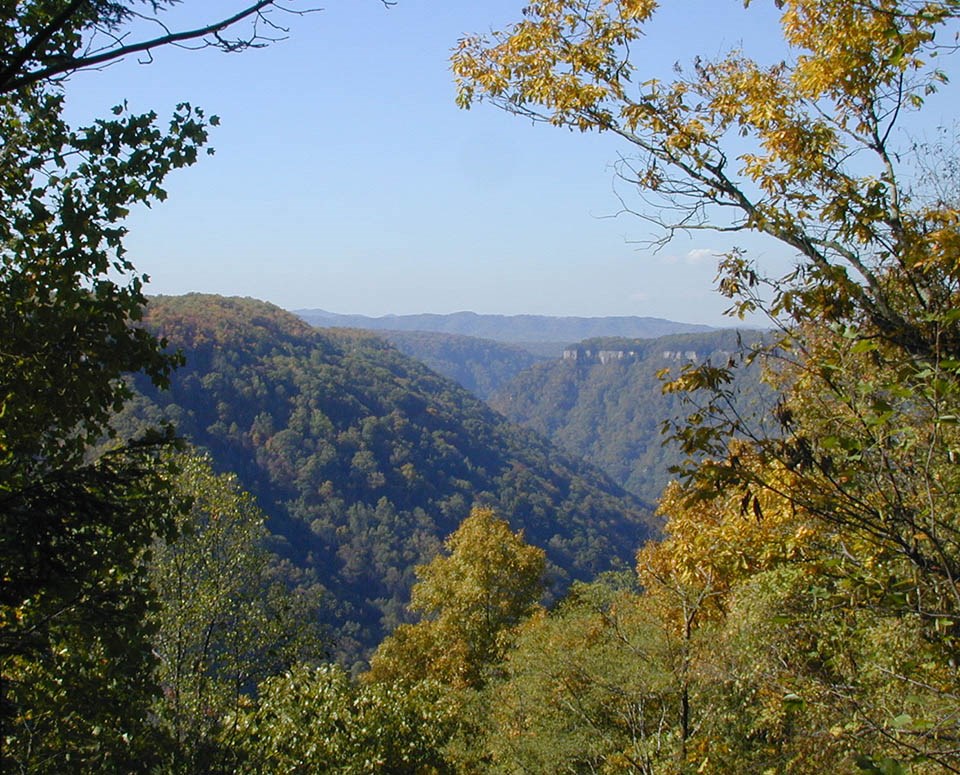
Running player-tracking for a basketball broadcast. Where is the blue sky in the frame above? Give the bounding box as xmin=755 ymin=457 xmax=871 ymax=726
xmin=64 ymin=0 xmax=956 ymax=325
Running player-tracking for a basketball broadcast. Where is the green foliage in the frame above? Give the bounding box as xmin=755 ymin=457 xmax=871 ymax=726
xmin=149 ymin=452 xmax=325 ymax=774
xmin=1 ymin=441 xmax=180 ymax=773
xmin=0 ymin=90 xmax=212 ymax=469
xmin=485 ymin=574 xmax=680 ymax=773
xmin=233 ymin=663 xmax=455 ymax=774
xmin=118 ymin=294 xmax=654 ymax=660
xmin=0 ymin=4 xmax=317 ymax=768
xmin=365 ymin=507 xmax=546 ymax=773
xmin=369 ymin=506 xmax=545 ymax=690
xmin=694 ymin=561 xmax=960 ymax=773
xmin=0 ymin=5 xmax=220 ymax=763
xmin=492 ymin=329 xmax=766 ymax=504
xmin=475 ymin=487 xmax=960 ymax=773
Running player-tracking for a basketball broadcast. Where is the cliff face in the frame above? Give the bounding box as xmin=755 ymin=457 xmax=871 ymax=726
xmin=561 ymin=347 xmax=731 ymax=365
xmin=562 ymin=348 xmax=641 ymax=364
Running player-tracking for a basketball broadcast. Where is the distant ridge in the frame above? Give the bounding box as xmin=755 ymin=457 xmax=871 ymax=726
xmin=295 ymin=309 xmax=715 ymax=344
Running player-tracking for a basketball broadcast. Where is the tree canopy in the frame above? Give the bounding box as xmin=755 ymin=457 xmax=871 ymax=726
xmin=149 ymin=452 xmax=324 ymax=774
xmin=453 ymin=0 xmax=960 ymax=359
xmin=368 ymin=506 xmax=545 ymax=690
xmin=454 ymin=1 xmax=960 ymax=769
xmin=0 ymin=26 xmax=214 ymax=769
xmin=0 ymin=2 xmax=318 ymax=768
xmin=0 ymin=2 xmax=318 ymax=94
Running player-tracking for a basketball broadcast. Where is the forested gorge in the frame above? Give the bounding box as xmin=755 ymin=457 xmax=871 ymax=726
xmin=490 ymin=330 xmax=770 ymax=504
xmin=4 ymin=1 xmax=960 ymax=773
xmin=120 ymin=294 xmax=653 ymax=662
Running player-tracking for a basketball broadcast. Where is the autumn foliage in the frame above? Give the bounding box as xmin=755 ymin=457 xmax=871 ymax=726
xmin=452 ymin=0 xmax=960 ymax=770
xmin=7 ymin=0 xmax=960 ymax=771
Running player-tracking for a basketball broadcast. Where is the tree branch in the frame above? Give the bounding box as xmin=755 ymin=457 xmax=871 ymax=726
xmin=0 ymin=1 xmax=315 ymax=95
xmin=0 ymin=0 xmax=89 ymax=92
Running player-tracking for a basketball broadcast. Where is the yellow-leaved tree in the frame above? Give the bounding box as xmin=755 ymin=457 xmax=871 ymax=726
xmin=366 ymin=506 xmax=545 ymax=771
xmin=367 ymin=505 xmax=545 ymax=690
xmin=453 ymin=0 xmax=960 ymax=574
xmin=455 ymin=1 xmax=960 ymax=768
xmin=454 ymin=0 xmax=959 ymax=359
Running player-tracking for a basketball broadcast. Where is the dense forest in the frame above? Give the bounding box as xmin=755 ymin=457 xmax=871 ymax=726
xmin=118 ymin=294 xmax=654 ymax=660
xmin=374 ymin=329 xmax=547 ymax=399
xmin=490 ymin=330 xmax=769 ymax=503
xmin=5 ymin=1 xmax=960 ymax=773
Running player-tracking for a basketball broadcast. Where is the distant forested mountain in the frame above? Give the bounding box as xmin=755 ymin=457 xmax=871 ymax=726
xmin=376 ymin=330 xmax=548 ymax=399
xmin=296 ymin=309 xmax=714 ymax=347
xmin=490 ymin=330 xmax=769 ymax=504
xmin=120 ymin=295 xmax=654 ymax=663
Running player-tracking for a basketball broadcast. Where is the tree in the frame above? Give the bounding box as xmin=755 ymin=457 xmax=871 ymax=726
xmin=699 ymin=562 xmax=960 ymax=773
xmin=485 ymin=574 xmax=679 ymax=774
xmin=233 ymin=663 xmax=455 ymax=775
xmin=0 ymin=2 xmax=322 ymax=767
xmin=453 ymin=0 xmax=960 ymax=361
xmin=453 ymin=9 xmax=960 ymax=764
xmin=367 ymin=505 xmax=546 ymax=690
xmin=0 ymin=53 xmax=211 ymax=774
xmin=1 ymin=440 xmax=182 ymax=773
xmin=149 ymin=452 xmax=324 ymax=775
xmin=452 ymin=0 xmax=960 ymax=575
xmin=1 ymin=2 xmax=318 ymax=95
xmin=365 ymin=506 xmax=545 ymax=772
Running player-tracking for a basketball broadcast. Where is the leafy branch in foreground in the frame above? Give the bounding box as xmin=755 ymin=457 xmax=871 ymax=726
xmin=0 ymin=1 xmax=311 ymax=767
xmin=454 ymin=0 xmax=960 ymax=600
xmin=455 ymin=1 xmax=960 ymax=767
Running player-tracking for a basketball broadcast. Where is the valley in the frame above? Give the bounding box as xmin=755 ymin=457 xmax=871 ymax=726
xmin=303 ymin=314 xmax=767 ymax=507
xmin=8 ymin=2 xmax=957 ymax=769
xmin=117 ymin=294 xmax=659 ymax=662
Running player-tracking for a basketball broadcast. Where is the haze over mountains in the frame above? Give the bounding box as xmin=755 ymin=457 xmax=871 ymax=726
xmin=296 ymin=309 xmax=716 ymax=348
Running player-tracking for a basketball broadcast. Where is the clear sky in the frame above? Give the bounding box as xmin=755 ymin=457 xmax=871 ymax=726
xmin=63 ymin=0 xmax=956 ymax=325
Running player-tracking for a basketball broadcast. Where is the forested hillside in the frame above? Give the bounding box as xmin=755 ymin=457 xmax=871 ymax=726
xmin=119 ymin=294 xmax=654 ymax=660
xmin=375 ymin=329 xmax=546 ymax=399
xmin=491 ymin=330 xmax=767 ymax=503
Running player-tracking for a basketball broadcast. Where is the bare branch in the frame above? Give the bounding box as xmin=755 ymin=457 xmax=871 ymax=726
xmin=0 ymin=1 xmax=324 ymax=95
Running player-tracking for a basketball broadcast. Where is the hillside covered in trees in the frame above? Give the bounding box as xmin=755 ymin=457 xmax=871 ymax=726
xmin=491 ymin=330 xmax=768 ymax=503
xmin=118 ymin=294 xmax=655 ymax=660
xmin=374 ymin=329 xmax=548 ymax=399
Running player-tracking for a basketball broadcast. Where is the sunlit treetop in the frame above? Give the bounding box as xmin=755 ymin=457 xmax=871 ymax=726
xmin=454 ymin=1 xmax=960 ymax=362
